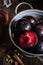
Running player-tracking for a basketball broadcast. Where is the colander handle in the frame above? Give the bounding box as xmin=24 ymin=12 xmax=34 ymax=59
xmin=15 ymin=2 xmax=33 ymax=15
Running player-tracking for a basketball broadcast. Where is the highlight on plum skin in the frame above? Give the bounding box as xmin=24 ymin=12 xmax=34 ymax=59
xmin=19 ymin=31 xmax=38 ymax=48
xmin=23 ymin=16 xmax=38 ymax=24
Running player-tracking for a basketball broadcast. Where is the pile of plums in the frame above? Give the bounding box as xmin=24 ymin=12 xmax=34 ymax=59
xmin=14 ymin=15 xmax=43 ymax=52
xmin=0 ymin=9 xmax=9 ymax=43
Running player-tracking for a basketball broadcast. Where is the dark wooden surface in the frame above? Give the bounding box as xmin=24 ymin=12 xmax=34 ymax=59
xmin=0 ymin=0 xmax=43 ymax=65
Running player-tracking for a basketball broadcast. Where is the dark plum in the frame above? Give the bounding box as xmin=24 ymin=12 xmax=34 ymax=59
xmin=16 ymin=18 xmax=31 ymax=34
xmin=36 ymin=22 xmax=43 ymax=38
xmin=35 ymin=40 xmax=43 ymax=53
